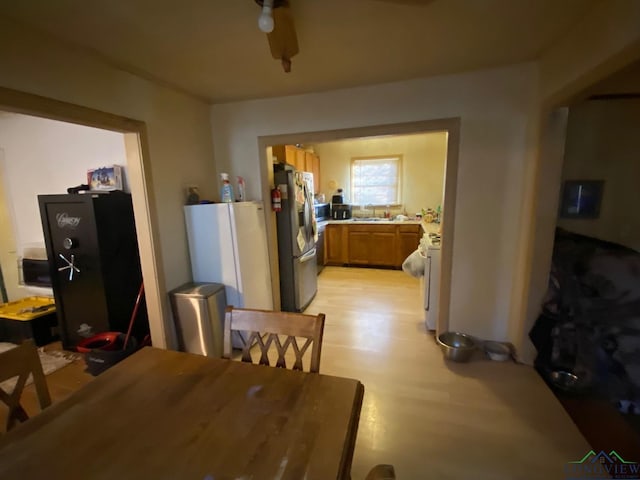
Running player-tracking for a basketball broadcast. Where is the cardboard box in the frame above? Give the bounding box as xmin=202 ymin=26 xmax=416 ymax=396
xmin=87 ymin=165 xmax=123 ymax=191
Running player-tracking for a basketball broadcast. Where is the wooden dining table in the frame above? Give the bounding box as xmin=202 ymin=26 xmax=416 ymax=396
xmin=0 ymin=347 xmax=364 ymax=480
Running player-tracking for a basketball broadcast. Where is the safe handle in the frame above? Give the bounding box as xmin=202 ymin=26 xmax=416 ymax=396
xmin=58 ymin=253 xmax=80 ymax=281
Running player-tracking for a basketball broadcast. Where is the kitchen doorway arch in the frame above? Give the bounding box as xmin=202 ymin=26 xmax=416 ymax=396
xmin=258 ymin=118 xmax=460 ymax=335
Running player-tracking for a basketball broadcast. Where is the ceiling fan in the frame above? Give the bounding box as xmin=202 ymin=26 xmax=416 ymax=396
xmin=254 ymin=0 xmax=298 ymax=73
xmin=253 ymin=0 xmax=434 ymax=73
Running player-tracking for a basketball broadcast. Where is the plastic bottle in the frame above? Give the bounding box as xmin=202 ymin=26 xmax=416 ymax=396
xmin=236 ymin=176 xmax=246 ymax=202
xmin=220 ymin=173 xmax=234 ymax=203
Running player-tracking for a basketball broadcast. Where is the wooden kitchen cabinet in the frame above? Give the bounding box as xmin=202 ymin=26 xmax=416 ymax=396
xmin=347 ymin=229 xmax=370 ymax=265
xmin=295 ymin=148 xmax=306 ymax=172
xmin=348 ymin=224 xmax=397 ymax=267
xmin=273 ymin=145 xmax=321 ymax=194
xmin=310 ymin=153 xmax=320 ymax=194
xmin=397 ymin=224 xmax=422 ymax=266
xmin=325 ymin=223 xmax=418 ymax=268
xmin=371 ymin=231 xmax=398 ymax=267
xmin=304 ymin=151 xmax=313 ymax=172
xmin=272 ymin=145 xmax=295 ymax=165
xmin=303 ymin=151 xmax=321 ymax=193
xmin=325 ymin=224 xmax=348 ymax=265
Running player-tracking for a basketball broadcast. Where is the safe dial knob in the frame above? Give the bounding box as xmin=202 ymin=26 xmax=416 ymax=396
xmin=63 ymin=237 xmax=77 ymax=250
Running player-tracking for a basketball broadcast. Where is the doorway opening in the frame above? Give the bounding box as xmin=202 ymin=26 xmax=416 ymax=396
xmin=0 ymin=112 xmax=151 ymax=352
xmin=524 ymin=61 xmax=640 ymax=457
xmin=0 ymin=87 xmax=170 ymax=351
xmin=258 ymin=118 xmax=460 ymax=338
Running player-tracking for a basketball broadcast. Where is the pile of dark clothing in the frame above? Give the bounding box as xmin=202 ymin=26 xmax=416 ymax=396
xmin=530 ymin=228 xmax=640 ymax=413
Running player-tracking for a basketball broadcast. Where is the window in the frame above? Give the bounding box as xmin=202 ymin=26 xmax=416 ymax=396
xmin=351 ymin=156 xmax=401 ymax=205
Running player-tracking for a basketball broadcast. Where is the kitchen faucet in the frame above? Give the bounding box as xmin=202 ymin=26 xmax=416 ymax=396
xmin=366 ymin=204 xmax=376 ymax=217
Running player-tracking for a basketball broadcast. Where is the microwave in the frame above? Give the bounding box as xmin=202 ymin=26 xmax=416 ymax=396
xmin=314 ymin=203 xmax=331 ymax=222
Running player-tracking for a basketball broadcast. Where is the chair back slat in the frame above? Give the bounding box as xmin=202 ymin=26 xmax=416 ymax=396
xmin=0 ymin=340 xmax=51 ymax=432
xmin=228 ymin=309 xmax=322 ymax=338
xmin=223 ymin=307 xmax=325 ymax=373
xmin=257 ymin=334 xmax=272 ymax=367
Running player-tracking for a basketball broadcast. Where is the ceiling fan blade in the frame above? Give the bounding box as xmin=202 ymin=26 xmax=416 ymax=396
xmin=267 ymin=4 xmax=299 ymax=71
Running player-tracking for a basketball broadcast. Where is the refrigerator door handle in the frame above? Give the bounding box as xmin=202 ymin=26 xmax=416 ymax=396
xmin=302 ymin=183 xmax=314 ymax=244
xmin=299 ymin=248 xmax=317 ymax=263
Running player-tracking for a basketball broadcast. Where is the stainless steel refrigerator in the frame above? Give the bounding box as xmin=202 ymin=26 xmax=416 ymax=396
xmin=274 ymin=163 xmax=318 ymax=312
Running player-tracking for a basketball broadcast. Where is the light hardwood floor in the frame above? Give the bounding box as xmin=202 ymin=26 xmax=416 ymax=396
xmin=2 ymin=267 xmax=590 ymax=479
xmin=305 ymin=267 xmax=590 ymax=480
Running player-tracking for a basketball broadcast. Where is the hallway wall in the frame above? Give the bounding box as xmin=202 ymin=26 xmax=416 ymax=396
xmin=0 ymin=17 xmax=217 ymax=347
xmin=557 ymin=99 xmax=640 ymax=251
xmin=212 ymin=63 xmax=539 ymax=343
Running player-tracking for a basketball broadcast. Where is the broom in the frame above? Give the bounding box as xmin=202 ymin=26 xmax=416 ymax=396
xmin=123 ymin=282 xmax=144 ymax=351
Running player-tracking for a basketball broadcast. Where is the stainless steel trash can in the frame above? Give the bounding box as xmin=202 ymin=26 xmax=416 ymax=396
xmin=169 ymin=282 xmax=227 ymax=357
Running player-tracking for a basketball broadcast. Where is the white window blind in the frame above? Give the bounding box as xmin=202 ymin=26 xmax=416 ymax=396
xmin=351 ymin=156 xmax=401 ymax=205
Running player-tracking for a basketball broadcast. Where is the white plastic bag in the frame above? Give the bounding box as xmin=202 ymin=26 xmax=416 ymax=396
xmin=402 ymin=249 xmax=424 ymax=278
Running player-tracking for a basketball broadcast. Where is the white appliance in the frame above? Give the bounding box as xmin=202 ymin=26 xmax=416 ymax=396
xmin=422 ymin=233 xmax=441 ymax=331
xmin=184 ymin=202 xmax=273 ymax=312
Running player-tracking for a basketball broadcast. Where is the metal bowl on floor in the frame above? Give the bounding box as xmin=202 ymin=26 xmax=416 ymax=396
xmin=549 ymin=370 xmax=580 ymax=392
xmin=437 ymin=331 xmax=476 ymax=362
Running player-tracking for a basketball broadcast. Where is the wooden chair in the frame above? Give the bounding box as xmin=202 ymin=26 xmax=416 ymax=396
xmin=0 ymin=340 xmax=51 ymax=432
xmin=223 ymin=306 xmax=325 ymax=373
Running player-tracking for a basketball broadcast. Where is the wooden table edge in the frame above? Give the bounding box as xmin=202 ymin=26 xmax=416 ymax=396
xmin=339 ymin=381 xmax=365 ymax=479
xmin=1 ymin=347 xmax=368 ymax=480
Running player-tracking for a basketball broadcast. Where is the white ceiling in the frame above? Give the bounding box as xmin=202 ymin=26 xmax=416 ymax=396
xmin=1 ymin=0 xmax=598 ymax=103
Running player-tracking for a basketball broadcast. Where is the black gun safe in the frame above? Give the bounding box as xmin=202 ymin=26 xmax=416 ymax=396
xmin=38 ymin=192 xmax=149 ymax=350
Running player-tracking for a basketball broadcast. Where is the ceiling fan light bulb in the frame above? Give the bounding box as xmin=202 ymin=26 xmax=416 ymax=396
xmin=258 ymin=9 xmax=273 ymax=33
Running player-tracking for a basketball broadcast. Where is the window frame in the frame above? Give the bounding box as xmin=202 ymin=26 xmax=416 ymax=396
xmin=350 ymin=154 xmax=403 ymax=207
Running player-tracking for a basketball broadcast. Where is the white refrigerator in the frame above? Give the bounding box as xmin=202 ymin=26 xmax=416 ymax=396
xmin=184 ymin=202 xmax=273 ymax=312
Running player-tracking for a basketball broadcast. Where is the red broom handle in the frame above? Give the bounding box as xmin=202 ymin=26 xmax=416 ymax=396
xmin=123 ymin=282 xmax=144 ymax=351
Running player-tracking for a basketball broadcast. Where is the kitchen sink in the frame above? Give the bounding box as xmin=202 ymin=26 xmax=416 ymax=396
xmin=352 ymin=217 xmax=391 ymax=222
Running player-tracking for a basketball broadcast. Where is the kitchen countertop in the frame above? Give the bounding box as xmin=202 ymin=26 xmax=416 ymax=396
xmin=319 ymin=219 xmax=441 ymax=236
xmin=420 ymin=220 xmax=441 ymax=234
xmin=324 ymin=219 xmax=423 ymax=225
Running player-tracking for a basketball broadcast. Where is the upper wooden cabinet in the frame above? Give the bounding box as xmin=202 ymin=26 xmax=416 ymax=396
xmin=302 ymin=151 xmax=312 ymax=172
xmin=310 ymin=153 xmax=320 ymax=194
xmin=272 ymin=145 xmax=299 ymax=167
xmin=272 ymin=145 xmax=321 ymax=194
xmin=295 ymin=149 xmax=306 ymax=172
